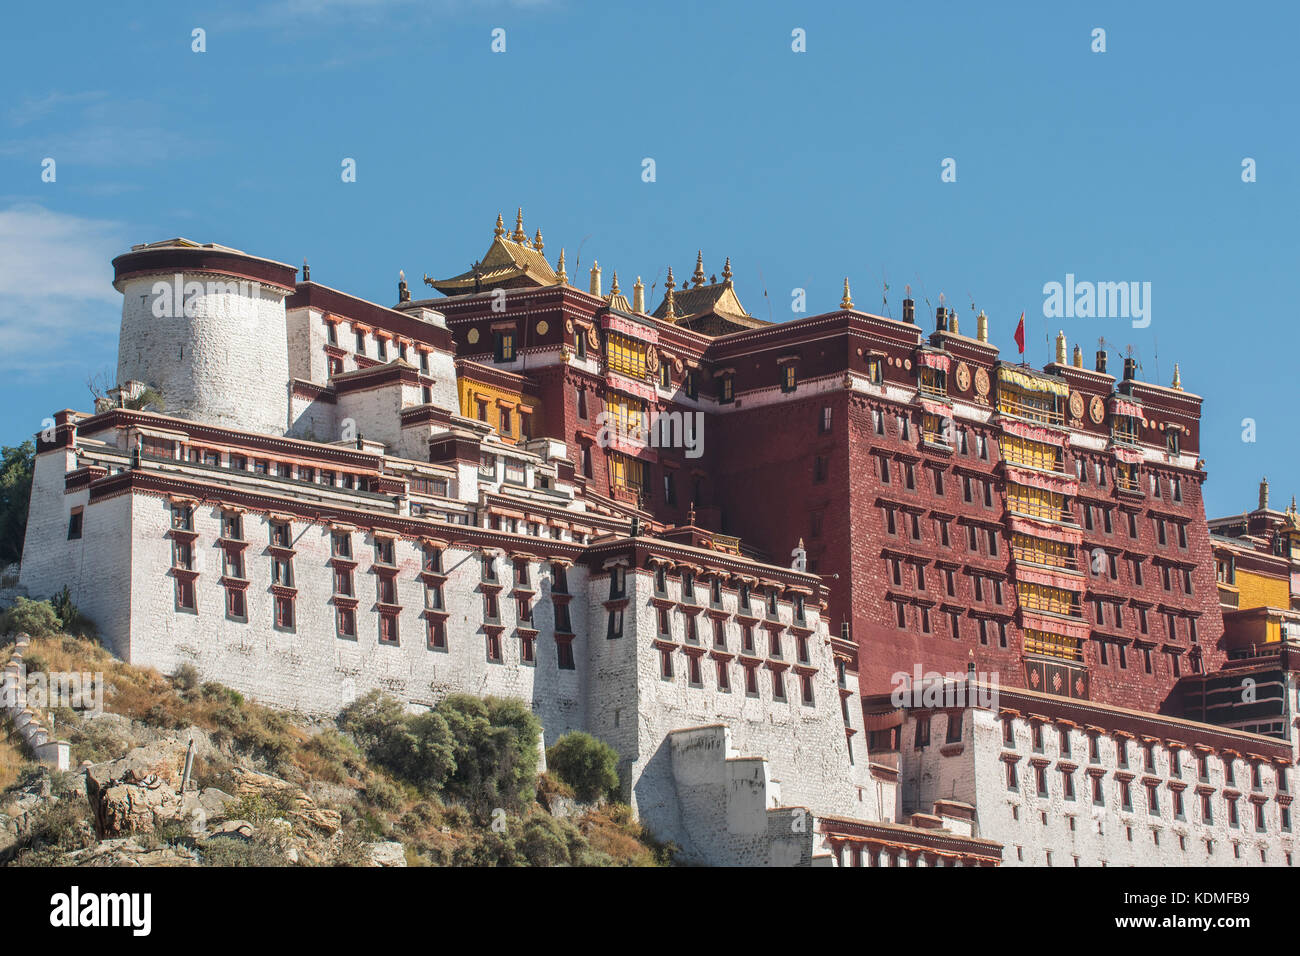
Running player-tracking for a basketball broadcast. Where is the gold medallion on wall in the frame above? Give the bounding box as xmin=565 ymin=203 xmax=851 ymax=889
xmin=1089 ymin=395 xmax=1105 ymax=424
xmin=955 ymin=361 xmax=971 ymax=393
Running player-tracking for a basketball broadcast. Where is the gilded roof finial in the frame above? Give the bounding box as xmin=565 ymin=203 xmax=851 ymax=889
xmin=664 ymin=266 xmax=677 ymax=317
xmin=589 ymin=260 xmax=601 ymax=297
xmin=1072 ymin=344 xmax=1083 ymax=368
xmin=1055 ymin=330 xmax=1067 ymax=365
xmin=977 ymin=310 xmax=988 ymax=343
xmin=555 ymin=248 xmax=568 ymax=285
xmin=722 ymin=257 xmax=732 ymax=284
xmin=533 ymin=229 xmax=544 ymax=254
xmin=511 ymin=207 xmax=527 ymax=243
xmin=494 ymin=213 xmax=505 ymax=239
xmin=840 ymin=278 xmax=854 ymax=310
xmin=610 ymin=271 xmax=621 ymax=295
xmin=692 ymin=250 xmax=706 ymax=288
xmin=633 ymin=276 xmax=645 ymax=313
xmin=1172 ymin=363 xmax=1182 ymax=390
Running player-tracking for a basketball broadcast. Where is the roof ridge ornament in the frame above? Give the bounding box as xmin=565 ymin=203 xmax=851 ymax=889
xmin=511 ymin=207 xmax=527 ymax=244
xmin=555 ymin=248 xmax=567 ymax=285
xmin=722 ymin=257 xmax=732 ymax=284
xmin=692 ymin=250 xmax=706 ymax=288
xmin=494 ymin=213 xmax=505 ymax=239
xmin=841 ymin=278 xmax=853 ymax=310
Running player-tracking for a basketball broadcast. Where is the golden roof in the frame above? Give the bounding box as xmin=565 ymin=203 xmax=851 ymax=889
xmin=425 ymin=210 xmax=558 ymax=295
xmin=650 ymin=258 xmax=768 ymax=335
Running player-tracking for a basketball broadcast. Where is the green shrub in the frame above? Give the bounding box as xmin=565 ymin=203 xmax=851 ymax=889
xmin=198 ymin=834 xmax=286 ymax=867
xmin=339 ymin=691 xmax=455 ymax=790
xmin=546 ymin=732 xmax=620 ymax=803
xmin=172 ymin=662 xmax=200 ymax=692
xmin=1 ymin=597 xmax=60 ymax=638
xmin=438 ymin=695 xmax=541 ymax=818
xmin=49 ymin=586 xmax=96 ymax=639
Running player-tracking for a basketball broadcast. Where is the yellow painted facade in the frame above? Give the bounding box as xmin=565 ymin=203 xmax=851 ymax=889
xmin=457 ymin=378 xmax=541 ymax=444
xmin=1235 ymin=568 xmax=1290 ymax=622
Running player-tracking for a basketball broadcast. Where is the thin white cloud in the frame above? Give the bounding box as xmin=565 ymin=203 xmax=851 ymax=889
xmin=0 ymin=204 xmax=123 ymax=376
xmin=0 ymin=92 xmax=195 ymax=167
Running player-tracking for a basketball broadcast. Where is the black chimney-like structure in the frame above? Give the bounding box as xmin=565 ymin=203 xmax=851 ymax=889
xmin=935 ymin=306 xmax=948 ymax=332
xmin=902 ymin=298 xmax=915 ymax=324
xmin=1096 ymin=349 xmax=1107 ymax=374
xmin=1123 ymin=357 xmax=1137 ymax=381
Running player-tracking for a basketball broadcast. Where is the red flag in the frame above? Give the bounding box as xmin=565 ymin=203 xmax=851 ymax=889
xmin=1014 ymin=311 xmax=1025 ymax=354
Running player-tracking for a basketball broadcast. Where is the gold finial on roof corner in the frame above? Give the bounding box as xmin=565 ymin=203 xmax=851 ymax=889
xmin=1172 ymin=363 xmax=1182 ymax=390
xmin=722 ymin=257 xmax=733 ymax=284
xmin=589 ymin=260 xmax=601 ymax=297
xmin=533 ymin=229 xmax=543 ymax=254
xmin=840 ymin=278 xmax=853 ymax=310
xmin=950 ymin=311 xmax=959 ymax=335
xmin=511 ymin=207 xmax=527 ymax=243
xmin=633 ymin=276 xmax=645 ymax=313
xmin=1072 ymin=344 xmax=1083 ymax=368
xmin=1056 ymin=330 xmax=1067 ymax=365
xmin=664 ymin=266 xmax=677 ymax=317
xmin=692 ymin=250 xmax=706 ymax=288
xmin=610 ymin=271 xmax=621 ymax=295
xmin=494 ymin=213 xmax=505 ymax=238
xmin=555 ymin=248 xmax=567 ymax=285
xmin=977 ymin=310 xmax=988 ymax=343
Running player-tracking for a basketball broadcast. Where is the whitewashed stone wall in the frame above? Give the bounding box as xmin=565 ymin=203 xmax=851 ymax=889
xmin=583 ymin=566 xmax=869 ymax=862
xmin=118 ymin=494 xmax=587 ymax=742
xmin=899 ymin=706 xmax=1298 ymax=866
xmin=116 ymin=273 xmax=291 ymax=436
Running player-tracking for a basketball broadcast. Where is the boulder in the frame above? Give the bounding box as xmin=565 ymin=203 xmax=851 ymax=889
xmin=361 ymin=841 xmax=407 ymax=867
xmin=84 ymin=739 xmax=189 ymax=837
xmin=63 ymin=836 xmax=199 ymax=867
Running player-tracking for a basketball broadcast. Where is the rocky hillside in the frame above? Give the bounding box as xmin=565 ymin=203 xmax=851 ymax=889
xmin=0 ymin=632 xmax=670 ymax=867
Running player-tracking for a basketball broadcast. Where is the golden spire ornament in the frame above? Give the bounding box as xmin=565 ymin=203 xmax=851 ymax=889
xmin=692 ymin=250 xmax=706 ymax=288
xmin=633 ymin=276 xmax=645 ymax=313
xmin=1172 ymin=363 xmax=1182 ymax=390
xmin=555 ymin=248 xmax=568 ymax=285
xmin=511 ymin=207 xmax=527 ymax=243
xmin=840 ymin=278 xmax=853 ymax=310
xmin=721 ymin=257 xmax=733 ymax=283
xmin=533 ymin=229 xmax=543 ymax=253
xmin=494 ymin=213 xmax=505 ymax=238
xmin=664 ymin=266 xmax=677 ymax=317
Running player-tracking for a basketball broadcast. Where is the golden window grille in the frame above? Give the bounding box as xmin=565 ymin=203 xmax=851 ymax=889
xmin=922 ymin=413 xmax=946 ymax=444
xmin=1011 ymin=532 xmax=1075 ymax=569
xmin=606 ymin=332 xmax=648 ymax=379
xmin=605 ymin=393 xmax=644 ymax=434
xmin=997 ymin=386 xmax=1063 ymax=425
xmin=1007 ymin=484 xmax=1067 ymax=521
xmin=608 ymin=452 xmax=647 ymax=494
xmin=1023 ymin=628 xmax=1082 ymax=661
xmin=1116 ymin=462 xmax=1140 ymax=491
xmin=1112 ymin=415 xmax=1140 ymax=446
xmin=1001 ymin=434 xmax=1062 ymax=472
xmin=919 ymin=367 xmax=946 ymax=397
xmin=1016 ymin=582 xmax=1080 ymax=617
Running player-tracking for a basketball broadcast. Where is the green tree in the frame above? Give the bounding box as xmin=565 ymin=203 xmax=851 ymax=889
xmin=546 ymin=731 xmax=621 ymax=803
xmin=437 ymin=694 xmax=541 ymax=818
xmin=0 ymin=440 xmax=35 ymax=566
xmin=1 ymin=597 xmax=61 ymax=638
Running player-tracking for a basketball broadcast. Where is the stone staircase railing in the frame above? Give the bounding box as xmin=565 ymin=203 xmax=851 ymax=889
xmin=1 ymin=633 xmax=70 ymax=771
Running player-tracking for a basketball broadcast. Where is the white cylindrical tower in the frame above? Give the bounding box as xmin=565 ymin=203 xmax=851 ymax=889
xmin=112 ymin=239 xmax=298 ymax=435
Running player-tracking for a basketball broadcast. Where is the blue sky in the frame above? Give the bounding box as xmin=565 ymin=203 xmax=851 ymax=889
xmin=0 ymin=0 xmax=1294 ymax=517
